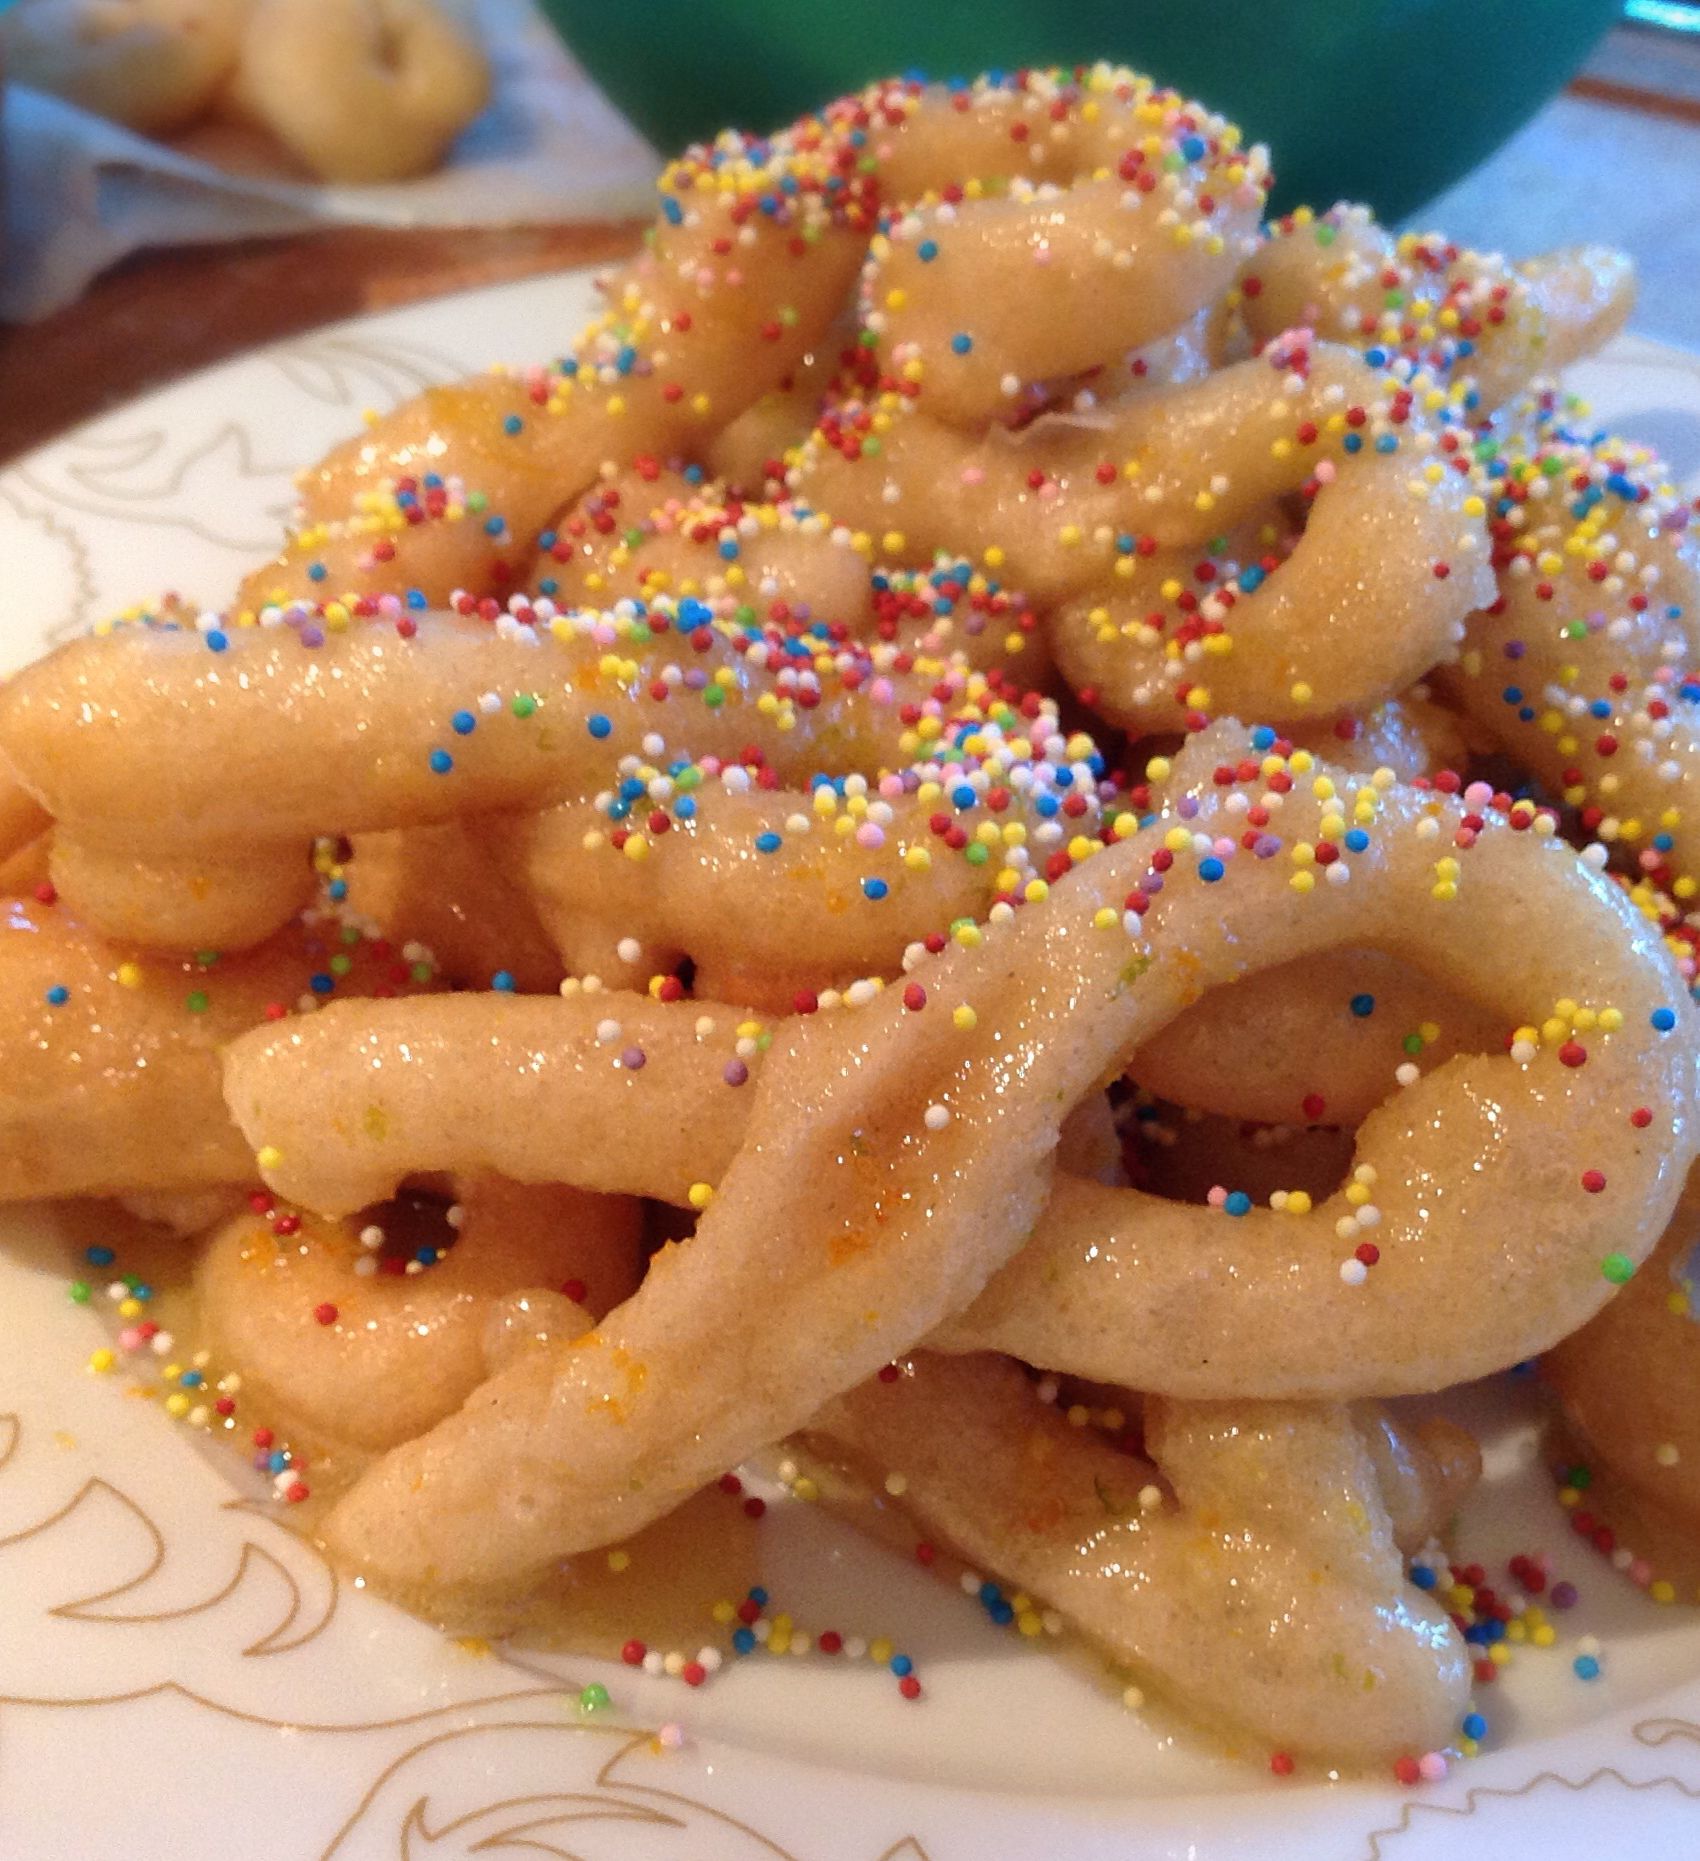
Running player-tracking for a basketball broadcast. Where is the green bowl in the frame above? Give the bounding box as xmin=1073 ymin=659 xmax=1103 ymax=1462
xmin=538 ymin=0 xmax=1621 ymax=220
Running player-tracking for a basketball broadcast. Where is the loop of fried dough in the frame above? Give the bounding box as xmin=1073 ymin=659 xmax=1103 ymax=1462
xmin=197 ymin=1175 xmax=640 ymax=1455
xmin=216 ymin=734 xmax=1696 ymax=1589
xmin=811 ymin=1352 xmax=1471 ymax=1762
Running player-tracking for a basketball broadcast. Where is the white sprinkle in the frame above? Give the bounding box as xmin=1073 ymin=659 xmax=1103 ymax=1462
xmin=1395 ymin=1062 xmax=1420 ymax=1087
xmin=596 ymin=1019 xmax=622 ymax=1045
xmin=616 ymin=937 xmax=643 ymax=965
xmin=924 ymin=1104 xmax=951 ymax=1131
xmin=1340 ymin=1258 xmax=1369 ymax=1286
xmin=359 ymin=1224 xmax=385 ymax=1250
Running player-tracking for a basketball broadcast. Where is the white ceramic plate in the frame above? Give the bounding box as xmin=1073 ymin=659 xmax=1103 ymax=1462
xmin=3 ymin=275 xmax=1700 ymax=1861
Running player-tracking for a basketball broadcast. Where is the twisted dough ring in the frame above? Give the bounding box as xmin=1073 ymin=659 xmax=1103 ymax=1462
xmin=813 ymin=1354 xmax=1470 ymax=1762
xmin=218 ymin=732 xmax=1698 ymax=1596
xmin=1444 ymin=416 xmax=1700 ymax=890
xmin=798 ymin=340 xmax=1493 ymax=729
xmin=1545 ymin=1168 xmax=1700 ymax=1539
xmin=1234 ymin=204 xmax=1636 ymax=415
xmin=227 ymin=0 xmax=490 ymax=186
xmin=0 ymin=608 xmax=944 ymax=951
xmin=237 ymin=66 xmax=1259 ymax=617
xmin=197 ymin=1176 xmax=641 ymax=1456
xmin=0 ymin=0 xmax=245 ymax=135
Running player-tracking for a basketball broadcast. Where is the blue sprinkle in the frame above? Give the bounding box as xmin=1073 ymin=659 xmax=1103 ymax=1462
xmin=1343 ymin=431 xmax=1363 ymax=453
xmin=483 ymin=516 xmax=505 ymax=537
xmin=491 ymin=971 xmax=516 ymax=993
xmin=1589 ymin=699 xmax=1612 ymax=719
xmin=86 ymin=1246 xmax=115 ymax=1267
xmin=503 ymin=415 xmax=524 ymax=435
xmin=862 ymin=877 xmax=890 ymax=901
xmin=428 ymin=748 xmax=454 ymax=774
xmin=719 ymin=539 xmax=740 ymax=560
xmin=451 ymin=710 xmax=477 ymax=735
xmin=45 ymin=984 xmax=68 ymax=1006
xmin=918 ymin=239 xmax=939 ymax=262
xmin=950 ymin=332 xmax=973 ymax=355
xmin=732 ymin=1627 xmax=756 ymax=1654
xmin=1655 ymin=833 xmax=1674 ymax=852
xmin=1198 ymin=856 xmax=1225 ymax=882
xmin=309 ymin=973 xmax=334 ymax=995
xmin=1503 ymin=686 xmax=1524 ymax=705
xmin=180 ymin=1370 xmax=203 ymax=1388
xmin=755 ymin=832 xmax=783 ymax=854
xmin=1574 ymin=1654 xmax=1600 ymax=1681
xmin=328 ymin=879 xmax=347 ymax=902
xmin=663 ymin=196 xmax=684 ymax=225
xmin=748 ymin=1586 xmax=769 ymax=1607
xmin=1653 ymin=1006 xmax=1678 ymax=1032
xmin=1462 ymin=1712 xmax=1487 ymax=1740
xmin=1224 ymin=1191 xmax=1252 ymax=1217
xmin=1239 ymin=564 xmax=1265 ymax=592
xmin=952 ymin=784 xmax=977 ymax=809
xmin=1364 ymin=346 xmax=1388 ymax=367
xmin=1344 ymin=828 xmax=1370 ymax=853
xmin=1035 ymin=794 xmax=1059 ymax=818
xmin=1180 ymin=134 xmax=1207 ymax=161
xmin=615 ymin=345 xmax=637 ymax=375
xmin=306 ymin=562 xmax=327 ymax=582
xmin=267 ymin=1450 xmax=288 ymax=1475
xmin=588 ymin=714 xmax=612 ymax=739
xmin=1350 ymin=993 xmax=1376 ymax=1017
xmin=406 ymin=589 xmax=427 ymax=610
xmin=675 ymin=796 xmax=697 ymax=821
xmin=1250 ymin=725 xmax=1276 ymax=751
xmin=989 ymin=1600 xmax=1014 ymax=1626
xmin=205 ymin=629 xmax=228 ymax=653
xmin=1410 ymin=1564 xmax=1438 ymax=1590
xmin=890 ymin=1654 xmax=913 ymax=1676
xmin=415 ymin=1247 xmax=438 ymax=1267
xmin=978 ymin=1581 xmax=1002 ymax=1604
xmin=1375 ymin=433 xmax=1398 ymax=453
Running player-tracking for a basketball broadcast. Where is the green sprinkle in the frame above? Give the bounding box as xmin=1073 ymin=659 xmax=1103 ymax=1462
xmin=512 ymin=693 xmax=538 ymax=718
xmin=702 ymin=685 xmax=726 ymax=709
xmin=194 ymin=949 xmax=221 ymax=969
xmin=329 ymin=954 xmax=353 ymax=977
xmin=964 ymin=843 xmax=989 ymax=866
xmin=410 ymin=961 xmax=433 ymax=983
xmin=67 ymin=1281 xmax=90 ymax=1304
xmin=186 ymin=990 xmax=209 ymax=1014
xmin=467 ymin=491 xmax=489 ymax=513
xmin=578 ymin=1683 xmax=611 ymax=1713
xmin=1314 ymin=224 xmax=1336 ymax=247
xmin=1568 ymin=1463 xmax=1593 ymax=1489
xmin=1401 ymin=1032 xmax=1423 ymax=1054
xmin=1601 ymin=1253 xmax=1635 ymax=1285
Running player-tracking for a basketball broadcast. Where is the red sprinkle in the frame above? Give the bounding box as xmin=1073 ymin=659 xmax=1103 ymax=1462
xmin=313 ymin=1302 xmax=338 ymax=1326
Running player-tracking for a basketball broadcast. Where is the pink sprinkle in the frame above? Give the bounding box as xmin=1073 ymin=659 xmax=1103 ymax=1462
xmin=118 ymin=1326 xmax=143 ymax=1352
xmin=1206 ymin=1185 xmax=1228 ymax=1208
xmin=961 ymin=466 xmax=986 ymax=486
xmin=1418 ymin=1752 xmax=1448 ymax=1783
xmin=855 ymin=823 xmax=885 ymax=849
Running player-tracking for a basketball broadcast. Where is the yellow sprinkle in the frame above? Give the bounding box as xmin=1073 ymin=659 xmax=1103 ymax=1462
xmin=256 ymin=1146 xmax=282 ymax=1171
xmin=607 ymin=1549 xmax=632 ymax=1573
xmin=115 ymin=962 xmax=143 ymax=990
xmin=687 ymin=1182 xmax=714 ymax=1211
xmin=953 ymin=1006 xmax=977 ymax=1032
xmin=87 ymin=1348 xmax=115 ymax=1374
